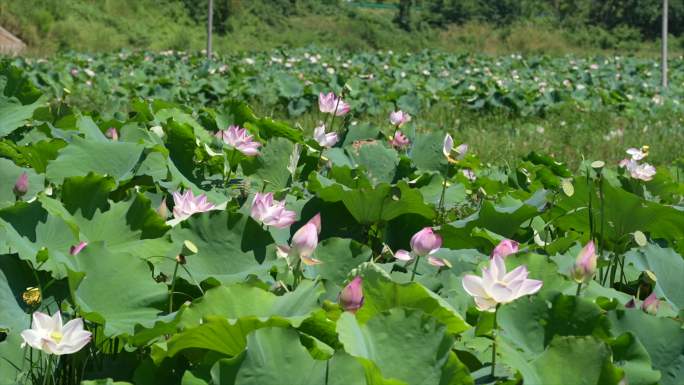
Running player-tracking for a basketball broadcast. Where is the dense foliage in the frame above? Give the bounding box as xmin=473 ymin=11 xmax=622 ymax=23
xmin=413 ymin=0 xmax=684 ymax=37
xmin=0 ymin=51 xmax=683 ymax=385
xmin=10 ymin=49 xmax=683 ymax=121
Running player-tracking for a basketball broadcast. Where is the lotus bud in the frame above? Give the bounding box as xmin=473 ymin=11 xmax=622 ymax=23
xmin=491 ymin=239 xmax=519 ymax=259
xmin=308 ymin=213 xmax=322 ymax=234
xmin=571 ymin=241 xmax=597 ymax=283
xmin=641 ymin=292 xmax=660 ymax=315
xmin=410 ymin=227 xmax=442 ymax=257
xmin=157 ymin=197 xmax=168 ymax=219
xmin=13 ymin=172 xmax=29 ymax=198
xmin=105 ymin=127 xmax=119 ymax=141
xmin=291 ymin=222 xmax=319 ymax=259
xmin=69 ymin=241 xmax=88 ymax=255
xmin=338 ymin=276 xmax=364 ymax=313
xmin=442 ymin=134 xmax=454 ymax=158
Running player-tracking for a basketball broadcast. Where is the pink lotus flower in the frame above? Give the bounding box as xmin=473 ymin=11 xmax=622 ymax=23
xmin=641 ymin=292 xmax=660 ymax=315
xmin=313 ymin=124 xmax=339 ymax=148
xmin=69 ymin=242 xmax=88 ymax=255
xmin=339 ymin=276 xmax=364 ymax=313
xmin=13 ymin=172 xmax=28 ymax=198
xmin=215 ymin=125 xmax=261 ymax=156
xmin=318 ymin=92 xmax=350 ymax=116
xmin=491 ymin=239 xmax=519 ymax=259
xmin=389 ymin=110 xmax=411 ymax=127
xmin=628 ymin=162 xmax=656 ymax=181
xmin=389 ymin=131 xmax=410 ymax=149
xmin=106 ymin=127 xmax=119 ymax=141
xmin=410 ymin=227 xmax=442 ymax=257
xmin=250 ymin=192 xmax=297 ymax=228
xmin=290 ymin=215 xmax=321 ymax=265
xmin=171 ymin=190 xmax=217 ymax=224
xmin=462 ymin=255 xmax=543 ymax=312
xmin=570 ymin=241 xmax=597 ymax=283
xmin=21 ymin=311 xmax=91 ymax=355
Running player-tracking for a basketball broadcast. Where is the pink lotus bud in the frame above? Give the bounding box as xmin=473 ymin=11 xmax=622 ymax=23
xmin=641 ymin=292 xmax=660 ymax=315
xmin=571 ymin=241 xmax=597 ymax=283
xmin=70 ymin=241 xmax=88 ymax=255
xmin=13 ymin=172 xmax=29 ymax=198
xmin=410 ymin=227 xmax=442 ymax=257
xmin=308 ymin=213 xmax=322 ymax=234
xmin=389 ymin=110 xmax=411 ymax=127
xmin=338 ymin=276 xmax=364 ymax=313
xmin=291 ymin=222 xmax=318 ymax=260
xmin=491 ymin=239 xmax=519 ymax=259
xmin=625 ymin=298 xmax=636 ymax=308
xmin=105 ymin=127 xmax=119 ymax=141
xmin=394 ymin=249 xmax=413 ymax=261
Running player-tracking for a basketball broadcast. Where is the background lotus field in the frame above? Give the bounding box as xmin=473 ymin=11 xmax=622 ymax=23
xmin=1 ymin=47 xmax=684 ymax=385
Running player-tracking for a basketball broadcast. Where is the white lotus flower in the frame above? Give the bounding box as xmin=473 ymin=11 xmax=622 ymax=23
xmin=462 ymin=255 xmax=542 ymax=312
xmin=21 ymin=311 xmax=91 ymax=355
xmin=313 ymin=124 xmax=338 ymax=148
xmin=626 ymin=148 xmax=647 ymax=161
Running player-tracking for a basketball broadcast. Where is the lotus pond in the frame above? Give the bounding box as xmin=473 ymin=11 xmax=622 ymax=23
xmin=0 ymin=52 xmax=683 ymax=385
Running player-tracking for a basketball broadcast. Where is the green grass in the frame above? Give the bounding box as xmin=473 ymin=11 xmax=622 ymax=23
xmin=256 ymin=104 xmax=684 ymax=169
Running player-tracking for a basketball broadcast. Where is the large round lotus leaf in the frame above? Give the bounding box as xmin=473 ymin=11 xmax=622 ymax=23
xmin=310 ymin=237 xmax=371 ymax=286
xmin=67 ymin=242 xmax=168 ymax=336
xmin=45 ymin=136 xmax=144 ymax=182
xmin=168 ymin=211 xmax=275 ymax=285
xmin=0 ymin=200 xmax=77 ymax=278
xmin=625 ymin=244 xmax=684 ymax=310
xmin=337 ymin=309 xmax=461 ymax=385
xmin=211 ymin=327 xmax=326 ymax=385
xmin=608 ymin=309 xmax=684 ymax=385
xmin=529 ymin=336 xmax=620 ymax=385
xmin=498 ymin=294 xmax=609 ymax=359
xmin=178 ymin=280 xmax=323 ymax=329
xmin=355 ymin=265 xmax=469 ymax=334
xmin=241 ymin=137 xmax=295 ymax=191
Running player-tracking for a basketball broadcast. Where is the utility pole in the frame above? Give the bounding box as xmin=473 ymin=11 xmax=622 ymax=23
xmin=207 ymin=0 xmax=213 ymax=60
xmin=662 ymin=0 xmax=668 ymax=88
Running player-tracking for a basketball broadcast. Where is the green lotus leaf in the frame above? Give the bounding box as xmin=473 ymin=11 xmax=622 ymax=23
xmin=67 ymin=242 xmax=168 ymax=336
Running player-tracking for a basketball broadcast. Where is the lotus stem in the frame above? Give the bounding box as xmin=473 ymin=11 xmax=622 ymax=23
xmin=491 ymin=305 xmax=499 ymax=377
xmin=410 ymin=255 xmax=421 ymax=282
xmin=576 ymin=282 xmax=582 ymax=297
xmin=168 ymin=261 xmax=180 ymax=313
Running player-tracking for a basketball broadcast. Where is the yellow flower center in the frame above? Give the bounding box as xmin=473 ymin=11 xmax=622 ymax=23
xmin=50 ymin=331 xmax=63 ymax=343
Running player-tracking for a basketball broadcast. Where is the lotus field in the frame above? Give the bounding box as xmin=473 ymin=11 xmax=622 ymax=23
xmin=0 ymin=50 xmax=683 ymax=385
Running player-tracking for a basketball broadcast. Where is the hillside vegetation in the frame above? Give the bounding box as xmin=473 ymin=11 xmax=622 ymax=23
xmin=1 ymin=0 xmax=683 ymax=55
